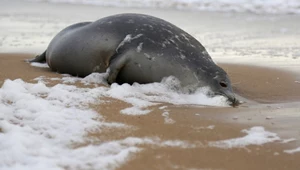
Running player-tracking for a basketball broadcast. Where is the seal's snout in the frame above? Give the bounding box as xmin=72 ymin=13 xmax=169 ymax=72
xmin=227 ymin=95 xmax=240 ymax=107
xmin=217 ymin=90 xmax=239 ymax=107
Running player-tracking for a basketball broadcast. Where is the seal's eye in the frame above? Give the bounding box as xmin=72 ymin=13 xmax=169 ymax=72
xmin=220 ymin=81 xmax=227 ymax=88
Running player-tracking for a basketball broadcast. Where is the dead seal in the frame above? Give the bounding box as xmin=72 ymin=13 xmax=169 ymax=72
xmin=29 ymin=13 xmax=239 ymax=106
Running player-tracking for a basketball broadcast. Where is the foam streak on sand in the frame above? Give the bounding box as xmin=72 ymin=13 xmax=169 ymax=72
xmin=37 ymin=74 xmax=229 ymax=115
xmin=0 ymin=79 xmax=206 ymax=170
xmin=0 ymin=77 xmax=294 ymax=169
xmin=284 ymin=147 xmax=300 ymax=154
xmin=0 ymin=75 xmax=232 ymax=169
xmin=30 ymin=62 xmax=49 ymax=68
xmin=0 ymin=79 xmax=131 ymax=170
xmin=209 ymin=126 xmax=280 ymax=149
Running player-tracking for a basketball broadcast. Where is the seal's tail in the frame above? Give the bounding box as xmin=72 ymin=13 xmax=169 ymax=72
xmin=27 ymin=51 xmax=47 ymax=63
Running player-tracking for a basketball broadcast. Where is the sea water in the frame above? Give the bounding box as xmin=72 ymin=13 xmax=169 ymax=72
xmin=28 ymin=0 xmax=300 ymax=14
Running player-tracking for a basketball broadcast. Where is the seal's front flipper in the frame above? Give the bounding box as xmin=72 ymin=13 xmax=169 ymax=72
xmin=27 ymin=51 xmax=47 ymax=63
xmin=107 ymin=53 xmax=129 ymax=84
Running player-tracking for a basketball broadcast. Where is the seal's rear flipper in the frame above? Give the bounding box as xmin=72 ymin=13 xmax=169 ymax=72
xmin=27 ymin=51 xmax=47 ymax=63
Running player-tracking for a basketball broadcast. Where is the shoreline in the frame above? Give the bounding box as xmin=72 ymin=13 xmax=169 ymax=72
xmin=1 ymin=53 xmax=300 ymax=139
xmin=2 ymin=53 xmax=299 ymax=103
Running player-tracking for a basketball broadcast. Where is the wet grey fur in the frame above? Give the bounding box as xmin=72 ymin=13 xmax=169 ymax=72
xmin=30 ymin=13 xmax=238 ymax=105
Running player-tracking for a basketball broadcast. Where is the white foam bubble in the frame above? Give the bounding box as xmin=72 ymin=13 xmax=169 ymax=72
xmin=120 ymin=136 xmax=199 ymax=148
xmin=162 ymin=111 xmax=176 ymax=124
xmin=192 ymin=125 xmax=216 ymax=131
xmin=284 ymin=147 xmax=300 ymax=154
xmin=106 ymin=81 xmax=228 ymax=115
xmin=120 ymin=107 xmax=152 ymax=115
xmin=81 ymin=72 xmax=108 ymax=85
xmin=281 ymin=138 xmax=297 ymax=144
xmin=34 ymin=74 xmax=229 ymax=115
xmin=159 ymin=106 xmax=168 ymax=110
xmin=61 ymin=76 xmax=82 ymax=84
xmin=207 ymin=125 xmax=215 ymax=130
xmin=209 ymin=126 xmax=280 ymax=149
xmin=30 ymin=62 xmax=49 ymax=68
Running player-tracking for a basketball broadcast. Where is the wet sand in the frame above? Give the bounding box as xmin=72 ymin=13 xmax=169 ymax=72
xmin=1 ymin=53 xmax=300 ymax=170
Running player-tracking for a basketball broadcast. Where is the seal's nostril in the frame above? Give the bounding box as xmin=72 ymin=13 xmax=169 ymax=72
xmin=231 ymin=98 xmax=241 ymax=107
xmin=220 ymin=81 xmax=227 ymax=88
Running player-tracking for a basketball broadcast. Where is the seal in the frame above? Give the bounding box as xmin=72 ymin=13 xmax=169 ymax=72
xmin=29 ymin=13 xmax=239 ymax=106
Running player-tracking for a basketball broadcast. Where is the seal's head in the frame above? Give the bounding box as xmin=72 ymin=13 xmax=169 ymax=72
xmin=212 ymin=68 xmax=239 ymax=106
xmin=198 ymin=66 xmax=239 ymax=106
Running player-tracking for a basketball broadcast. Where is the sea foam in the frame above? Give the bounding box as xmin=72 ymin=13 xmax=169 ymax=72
xmin=0 ymin=78 xmax=291 ymax=169
xmin=0 ymin=79 xmax=202 ymax=170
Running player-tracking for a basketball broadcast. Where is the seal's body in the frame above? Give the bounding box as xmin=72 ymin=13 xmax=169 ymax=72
xmin=30 ymin=13 xmax=238 ymax=105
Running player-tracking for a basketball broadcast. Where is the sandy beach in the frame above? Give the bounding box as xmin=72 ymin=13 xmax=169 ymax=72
xmin=1 ymin=0 xmax=300 ymax=170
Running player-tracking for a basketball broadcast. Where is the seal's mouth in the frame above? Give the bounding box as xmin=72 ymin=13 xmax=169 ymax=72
xmin=227 ymin=96 xmax=240 ymax=107
xmin=215 ymin=91 xmax=240 ymax=107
